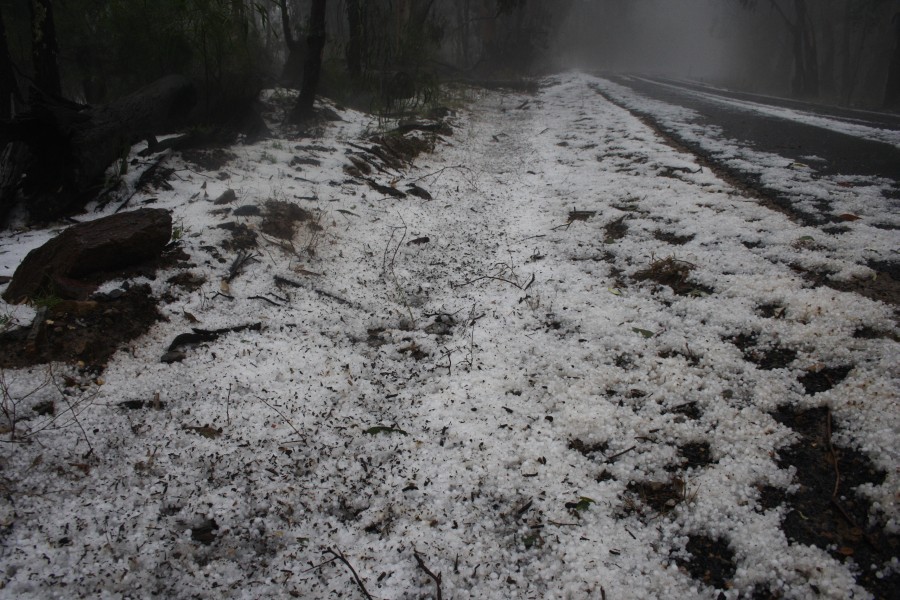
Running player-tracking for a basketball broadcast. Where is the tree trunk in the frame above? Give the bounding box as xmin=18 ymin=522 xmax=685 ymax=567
xmin=29 ymin=0 xmax=62 ymax=98
xmin=798 ymin=0 xmax=818 ymax=97
xmin=346 ymin=0 xmax=363 ymax=80
xmin=292 ymin=0 xmax=327 ymax=121
xmin=0 ymin=75 xmax=196 ymax=225
xmin=885 ymin=13 xmax=900 ymax=109
xmin=0 ymin=6 xmax=21 ymax=118
xmin=278 ymin=0 xmax=305 ymax=87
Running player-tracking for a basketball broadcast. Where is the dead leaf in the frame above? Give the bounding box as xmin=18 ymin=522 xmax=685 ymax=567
xmin=69 ymin=463 xmax=91 ymax=476
xmin=184 ymin=425 xmax=222 ymax=439
xmin=838 ymin=213 xmax=860 ymax=222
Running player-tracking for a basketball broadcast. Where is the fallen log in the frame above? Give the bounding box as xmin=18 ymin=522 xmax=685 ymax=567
xmin=2 ymin=208 xmax=173 ymax=303
xmin=0 ymin=75 xmax=196 ymax=226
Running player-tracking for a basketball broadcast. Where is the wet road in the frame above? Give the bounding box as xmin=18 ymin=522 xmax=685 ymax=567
xmin=607 ymin=75 xmax=900 ymax=181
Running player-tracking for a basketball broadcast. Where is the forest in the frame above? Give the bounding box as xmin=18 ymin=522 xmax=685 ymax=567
xmin=0 ymin=0 xmax=899 ymax=228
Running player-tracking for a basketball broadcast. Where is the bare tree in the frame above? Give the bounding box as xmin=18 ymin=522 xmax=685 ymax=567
xmin=345 ymin=0 xmax=363 ymax=80
xmin=292 ymin=0 xmax=327 ymax=121
xmin=739 ymin=0 xmax=819 ymax=98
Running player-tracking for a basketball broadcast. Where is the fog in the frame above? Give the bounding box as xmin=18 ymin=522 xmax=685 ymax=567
xmin=546 ymin=0 xmax=900 ymax=107
xmin=550 ymin=0 xmax=779 ymax=87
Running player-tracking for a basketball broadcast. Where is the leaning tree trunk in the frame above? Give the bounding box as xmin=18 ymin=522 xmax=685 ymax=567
xmin=0 ymin=75 xmax=196 ymax=225
xmin=292 ymin=0 xmax=327 ymax=121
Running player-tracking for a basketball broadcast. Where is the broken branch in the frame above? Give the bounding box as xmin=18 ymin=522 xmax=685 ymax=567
xmin=325 ymin=548 xmax=373 ymax=600
xmin=414 ymin=552 xmax=443 ymax=600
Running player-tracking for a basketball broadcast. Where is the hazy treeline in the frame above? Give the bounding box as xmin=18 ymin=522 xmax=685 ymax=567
xmin=1 ymin=0 xmax=898 ymax=119
xmin=554 ymin=0 xmax=900 ymax=110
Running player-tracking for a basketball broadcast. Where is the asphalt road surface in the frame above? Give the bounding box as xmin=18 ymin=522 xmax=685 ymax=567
xmin=606 ymin=75 xmax=900 ymax=181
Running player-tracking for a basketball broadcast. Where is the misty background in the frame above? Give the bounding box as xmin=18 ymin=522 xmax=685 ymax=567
xmin=2 ymin=0 xmax=900 ymax=127
xmin=550 ymin=0 xmax=900 ymax=109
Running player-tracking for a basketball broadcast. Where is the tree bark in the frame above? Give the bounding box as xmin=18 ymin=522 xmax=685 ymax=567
xmin=0 ymin=7 xmax=20 ymax=118
xmin=345 ymin=0 xmax=363 ymax=80
xmin=278 ymin=0 xmax=305 ymax=87
xmin=0 ymin=75 xmax=196 ymax=225
xmin=794 ymin=0 xmax=818 ymax=98
xmin=292 ymin=0 xmax=327 ymax=121
xmin=29 ymin=0 xmax=62 ymax=97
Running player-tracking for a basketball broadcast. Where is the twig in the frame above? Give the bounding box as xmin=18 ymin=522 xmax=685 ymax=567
xmin=825 ymin=407 xmax=840 ymax=499
xmin=453 ymin=274 xmax=527 ymax=290
xmin=225 ymin=383 xmax=232 ymax=427
xmin=604 ymin=445 xmax=636 ymax=463
xmin=824 ymin=408 xmax=866 ymax=538
xmin=256 ymin=396 xmax=303 ymax=439
xmin=414 ymin=551 xmax=443 ymax=600
xmin=410 ymin=164 xmax=471 ymax=184
xmin=523 ymin=273 xmax=536 ymax=291
xmin=325 ymin=548 xmax=373 ymax=600
xmin=300 ymin=556 xmax=339 ymax=574
xmin=114 ymin=152 xmax=171 ymax=213
xmin=274 ymin=275 xmax=302 ymax=288
xmin=249 ymin=295 xmax=283 ymax=307
xmin=227 ymin=250 xmax=257 ymax=282
xmin=517 ymin=234 xmax=547 ymax=243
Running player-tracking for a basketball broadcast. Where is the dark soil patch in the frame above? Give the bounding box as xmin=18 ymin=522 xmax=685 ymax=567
xmin=748 ymin=345 xmax=798 ymax=370
xmin=791 ymin=263 xmax=900 ymax=307
xmin=678 ymin=441 xmax=714 ymax=469
xmin=633 ymin=256 xmax=714 ymax=296
xmin=756 ymin=303 xmax=786 ymax=319
xmin=653 ymin=230 xmax=694 ymax=245
xmin=233 ymin=205 xmax=261 ymax=217
xmin=366 ymin=328 xmax=388 ymax=348
xmin=218 ymin=222 xmax=258 ymax=251
xmin=853 ymin=326 xmax=899 ymax=342
xmin=140 ymin=166 xmax=175 ymax=191
xmin=668 ymin=401 xmax=702 ymax=420
xmin=180 ymin=148 xmax=237 ymax=171
xmin=398 ymin=341 xmax=428 ymax=361
xmin=798 ymin=365 xmax=852 ymax=395
xmin=167 ymin=272 xmax=206 ymax=291
xmin=626 ymin=478 xmax=685 ymax=513
xmin=0 ymin=284 xmax=161 ymax=370
xmin=568 ymin=438 xmax=609 ymax=457
xmin=675 ymin=534 xmax=736 ymax=592
xmin=261 ymin=200 xmax=313 ymax=240
xmin=658 ymin=348 xmax=701 ymax=366
xmin=755 ymin=484 xmax=785 ymax=511
xmin=871 ymin=222 xmax=899 ymax=231
xmin=771 ymin=405 xmax=898 ymax=598
xmin=727 ymin=332 xmax=797 ymax=370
